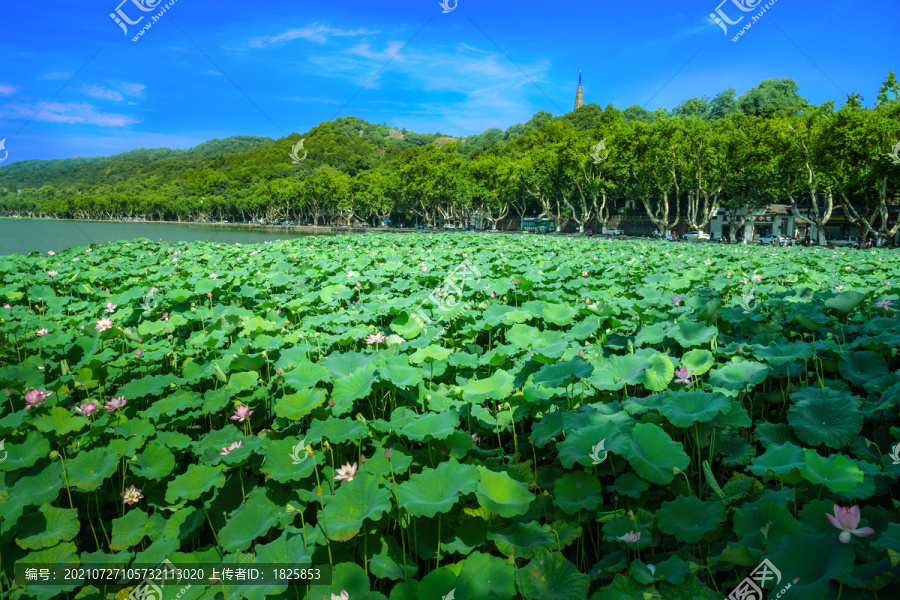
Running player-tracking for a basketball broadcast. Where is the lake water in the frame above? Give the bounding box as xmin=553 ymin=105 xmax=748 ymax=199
xmin=0 ymin=219 xmax=348 ymax=255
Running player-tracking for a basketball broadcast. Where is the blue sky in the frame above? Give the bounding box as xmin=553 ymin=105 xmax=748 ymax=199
xmin=0 ymin=0 xmax=896 ymax=162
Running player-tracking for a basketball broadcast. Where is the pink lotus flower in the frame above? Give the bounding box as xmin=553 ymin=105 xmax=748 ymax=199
xmin=876 ymin=299 xmax=894 ymax=311
xmin=95 ymin=317 xmax=113 ymax=332
xmin=751 ymin=274 xmax=762 ymax=282
xmin=104 ymin=301 xmax=117 ymax=313
xmin=472 ymin=433 xmax=479 ymax=444
xmin=86 ymin=248 xmax=92 ymax=253
xmin=230 ymin=404 xmax=254 ymax=422
xmin=161 ymin=312 xmax=169 ymax=321
xmin=219 ymin=441 xmax=243 ymax=456
xmin=355 ymin=282 xmax=361 ymax=288
xmin=421 ymin=266 xmax=428 ymax=272
xmin=617 ymin=531 xmax=641 ymax=543
xmin=585 ymin=298 xmax=591 ymax=304
xmin=365 ymin=332 xmax=386 ymax=345
xmin=334 ymin=462 xmax=358 ymax=483
xmin=704 ymin=259 xmax=712 ymax=266
xmin=582 ymin=270 xmax=589 ymax=277
xmin=121 ymin=485 xmax=144 ymax=506
xmin=490 ymin=292 xmax=496 ymax=298
xmin=105 ymin=396 xmax=127 ymax=413
xmin=35 ymin=328 xmax=49 ymax=337
xmin=671 ymin=295 xmax=683 ymax=306
xmin=48 ymin=270 xmax=58 ymax=277
xmin=835 ymin=284 xmax=845 ymax=291
xmin=209 ymin=273 xmax=219 ymax=279
xmin=331 ymin=591 xmax=349 ymax=600
xmin=47 ymin=251 xmax=56 ymax=255
xmin=75 ymin=402 xmax=98 ymax=415
xmin=136 ymin=348 xmax=142 ymax=357
xmin=741 ymin=277 xmax=749 ymax=284
xmin=25 ymin=388 xmax=52 ymax=409
xmin=826 ymin=504 xmax=875 ymax=544
xmin=674 ymin=367 xmax=693 ymax=385
xmin=2 ymin=304 xmax=10 ymax=309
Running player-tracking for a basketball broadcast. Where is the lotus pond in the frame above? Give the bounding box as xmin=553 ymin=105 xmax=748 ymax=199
xmin=1 ymin=235 xmax=899 ymax=600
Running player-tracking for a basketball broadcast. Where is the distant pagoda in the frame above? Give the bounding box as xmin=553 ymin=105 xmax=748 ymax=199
xmin=574 ymin=71 xmax=584 ymax=110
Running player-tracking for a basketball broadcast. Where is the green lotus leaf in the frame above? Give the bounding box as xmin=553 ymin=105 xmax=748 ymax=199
xmin=330 ymin=363 xmax=377 ymax=416
xmin=716 ymin=434 xmax=756 ymax=466
xmin=631 ymin=556 xmax=692 ymax=586
xmin=0 ymin=431 xmax=50 ymax=472
xmin=801 ymin=449 xmax=864 ymax=492
xmin=275 ymin=387 xmax=327 ymax=420
xmin=109 ymin=508 xmax=149 ymax=551
xmin=787 ymin=387 xmax=862 ymax=448
xmin=379 ymin=362 xmax=424 ymax=388
xmin=839 ymin=351 xmax=889 ymax=389
xmin=824 ymin=290 xmax=866 ymax=314
xmin=66 ymin=448 xmax=119 ymax=492
xmin=655 ymin=495 xmax=725 ymax=543
xmin=668 ymin=320 xmax=718 ymax=348
xmin=227 ymin=370 xmax=260 ymax=392
xmin=259 ymin=437 xmax=317 ymax=483
xmin=624 ymin=423 xmax=690 ymax=485
xmin=282 ymin=360 xmax=331 ymax=388
xmin=307 ymin=562 xmax=371 ymax=600
xmin=165 ymin=464 xmax=226 ymax=503
xmin=658 ymin=390 xmax=730 ymax=427
xmin=542 ymin=303 xmax=578 ymax=326
xmin=656 ymin=575 xmax=720 ymax=599
xmin=589 ymin=354 xmax=651 ymax=390
xmin=679 ymin=349 xmax=715 ymax=376
xmin=459 ymin=551 xmax=518 ymax=600
xmin=593 ymin=574 xmax=657 ymax=600
xmin=488 ymin=520 xmax=555 ymax=559
xmin=748 ymin=442 xmax=805 ymax=483
xmin=117 ymin=374 xmax=185 ymax=399
xmin=218 ymin=487 xmax=284 ymax=552
xmin=462 ymin=370 xmax=515 ymax=403
xmin=15 ymin=504 xmax=80 ymax=550
xmin=519 ymin=549 xmax=590 ymax=600
xmin=609 ymin=472 xmax=650 ymax=499
xmin=32 ymin=407 xmax=88 ymax=436
xmin=129 ymin=442 xmax=176 ymax=479
xmin=642 ymin=352 xmax=674 ymax=392
xmin=396 ymin=458 xmax=479 ymax=517
xmin=475 ymin=466 xmax=534 ymax=518
xmin=365 ymin=533 xmax=419 ymax=582
xmin=767 ymin=532 xmax=856 ymax=598
xmin=308 ymin=417 xmax=368 ymax=444
xmin=19 ymin=542 xmax=80 ymax=597
xmin=320 ymin=471 xmax=393 ymax=541
xmin=708 ymin=361 xmax=769 ymax=391
xmin=409 ymin=344 xmax=453 ymax=364
xmin=553 ymin=472 xmax=603 ymax=514
xmin=754 ymin=422 xmax=800 ymax=447
xmin=555 ymin=421 xmax=626 ymax=469
xmin=635 ymin=322 xmax=674 ymax=347
xmin=752 ymin=341 xmax=816 ymax=366
xmin=533 ymin=359 xmax=593 ymax=389
xmin=395 ymin=409 xmax=459 ymax=441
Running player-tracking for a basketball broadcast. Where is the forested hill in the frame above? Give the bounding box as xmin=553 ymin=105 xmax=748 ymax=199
xmin=1 ymin=76 xmax=898 ymax=237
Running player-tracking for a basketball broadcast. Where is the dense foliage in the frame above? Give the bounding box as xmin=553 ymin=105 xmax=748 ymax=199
xmin=1 ymin=233 xmax=899 ymax=599
xmin=2 ymin=75 xmax=899 ymax=243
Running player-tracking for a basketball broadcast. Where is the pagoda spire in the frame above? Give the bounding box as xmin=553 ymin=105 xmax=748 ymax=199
xmin=574 ymin=70 xmax=584 ymax=110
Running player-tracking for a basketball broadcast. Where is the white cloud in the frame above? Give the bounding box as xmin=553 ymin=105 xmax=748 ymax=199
xmin=248 ymin=23 xmax=379 ymax=48
xmin=79 ymin=82 xmax=147 ymax=102
xmin=0 ymin=101 xmax=141 ymax=127
xmin=0 ymin=84 xmax=20 ymax=96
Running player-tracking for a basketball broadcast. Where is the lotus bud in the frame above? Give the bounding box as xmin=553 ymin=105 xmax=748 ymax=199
xmin=384 ymin=448 xmax=392 ymax=459
xmin=49 ymin=450 xmax=59 ymax=460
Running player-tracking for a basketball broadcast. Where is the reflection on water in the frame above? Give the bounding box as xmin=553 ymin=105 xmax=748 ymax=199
xmin=0 ymin=219 xmax=350 ymax=255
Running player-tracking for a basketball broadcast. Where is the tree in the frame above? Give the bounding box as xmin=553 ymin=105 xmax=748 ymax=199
xmin=708 ymin=89 xmax=738 ymax=120
xmin=876 ymin=71 xmax=900 ymax=106
xmin=738 ymin=79 xmax=805 ymax=119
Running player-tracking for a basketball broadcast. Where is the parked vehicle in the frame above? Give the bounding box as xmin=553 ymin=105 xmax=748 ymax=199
xmin=756 ymin=235 xmax=785 ymax=245
xmin=603 ymin=228 xmax=624 ymax=236
xmin=830 ymin=236 xmax=859 ymax=248
xmin=682 ymin=231 xmax=711 ymax=240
